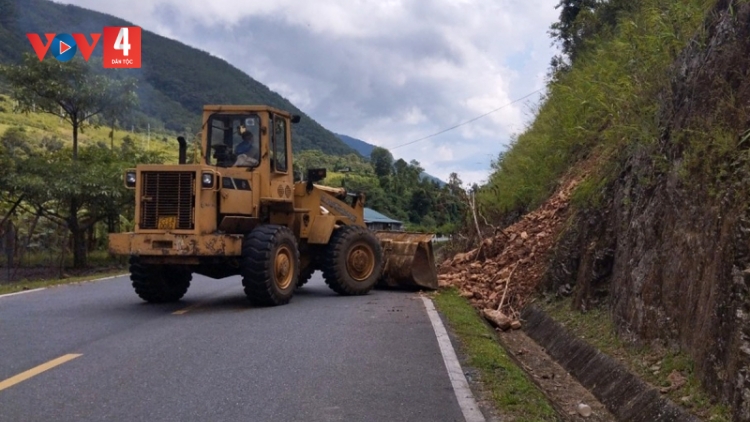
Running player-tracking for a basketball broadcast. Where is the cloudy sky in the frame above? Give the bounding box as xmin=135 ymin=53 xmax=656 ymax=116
xmin=58 ymin=0 xmax=561 ymax=185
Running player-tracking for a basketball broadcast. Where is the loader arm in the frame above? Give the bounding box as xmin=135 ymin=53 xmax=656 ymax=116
xmin=294 ymin=180 xmax=437 ymax=290
xmin=316 ymin=188 xmax=366 ymax=226
xmin=294 ymin=183 xmax=365 ymax=245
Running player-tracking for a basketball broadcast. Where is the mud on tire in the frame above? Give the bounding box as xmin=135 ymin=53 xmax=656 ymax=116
xmin=129 ymin=256 xmax=192 ymax=303
xmin=321 ymin=225 xmax=384 ymax=295
xmin=241 ymin=225 xmax=300 ymax=306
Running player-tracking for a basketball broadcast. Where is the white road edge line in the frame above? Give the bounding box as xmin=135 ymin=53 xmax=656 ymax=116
xmin=0 ymin=288 xmax=46 ymax=299
xmin=421 ymin=296 xmax=486 ymax=422
xmin=0 ymin=273 xmax=128 ymax=300
xmin=85 ymin=274 xmax=129 ymax=283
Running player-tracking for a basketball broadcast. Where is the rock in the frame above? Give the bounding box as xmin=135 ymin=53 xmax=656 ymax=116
xmin=483 ymin=309 xmax=513 ymax=331
xmin=661 ymin=370 xmax=687 ymax=393
xmin=520 ymin=231 xmax=529 ymax=240
xmin=577 ymin=403 xmax=592 ymax=417
xmin=511 ymin=320 xmax=523 ymax=330
xmin=668 ymin=370 xmax=687 ymax=387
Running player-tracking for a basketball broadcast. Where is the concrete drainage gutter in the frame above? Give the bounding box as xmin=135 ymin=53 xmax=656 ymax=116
xmin=521 ymin=306 xmax=700 ymax=422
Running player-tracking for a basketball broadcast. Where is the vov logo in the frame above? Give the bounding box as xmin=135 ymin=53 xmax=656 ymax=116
xmin=26 ymin=26 xmax=142 ymax=68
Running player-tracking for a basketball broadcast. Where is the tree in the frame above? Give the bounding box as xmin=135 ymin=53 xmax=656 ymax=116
xmin=1 ymin=127 xmax=33 ymax=159
xmin=0 ymin=53 xmax=138 ymax=160
xmin=549 ymin=0 xmax=637 ymax=68
xmin=0 ymin=55 xmax=138 ymax=267
xmin=2 ymin=143 xmax=163 ymax=268
xmin=409 ymin=188 xmax=433 ymax=224
xmin=549 ymin=0 xmax=598 ymax=62
xmin=370 ymin=147 xmax=394 ymax=178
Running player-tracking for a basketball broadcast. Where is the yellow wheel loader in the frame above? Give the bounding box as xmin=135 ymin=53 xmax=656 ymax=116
xmin=108 ymin=105 xmax=438 ymax=305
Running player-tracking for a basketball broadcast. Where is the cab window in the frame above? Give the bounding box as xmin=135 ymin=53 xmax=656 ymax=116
xmin=206 ymin=114 xmax=260 ymax=168
xmin=272 ymin=115 xmax=288 ymax=172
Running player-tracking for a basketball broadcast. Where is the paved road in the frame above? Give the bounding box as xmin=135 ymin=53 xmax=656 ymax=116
xmin=0 ymin=273 xmax=467 ymax=422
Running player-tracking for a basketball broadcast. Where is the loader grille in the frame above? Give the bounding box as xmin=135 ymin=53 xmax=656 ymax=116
xmin=140 ymin=171 xmax=196 ymax=230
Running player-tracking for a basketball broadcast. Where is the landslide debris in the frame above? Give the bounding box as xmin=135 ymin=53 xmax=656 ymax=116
xmin=438 ymin=176 xmax=581 ymax=326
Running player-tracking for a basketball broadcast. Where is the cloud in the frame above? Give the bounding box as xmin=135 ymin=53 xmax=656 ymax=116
xmin=57 ymin=0 xmax=561 ymax=185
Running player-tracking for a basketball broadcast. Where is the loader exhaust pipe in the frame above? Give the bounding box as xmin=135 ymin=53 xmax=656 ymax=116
xmin=177 ymin=136 xmax=187 ymax=164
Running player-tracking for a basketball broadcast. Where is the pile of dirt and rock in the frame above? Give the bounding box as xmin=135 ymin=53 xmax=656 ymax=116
xmin=438 ymin=176 xmax=582 ymax=329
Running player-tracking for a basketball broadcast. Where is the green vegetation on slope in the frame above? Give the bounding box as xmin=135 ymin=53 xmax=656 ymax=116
xmin=478 ymin=0 xmax=714 ymax=217
xmin=0 ymin=0 xmax=356 ymax=156
xmin=473 ymin=0 xmax=750 ymax=418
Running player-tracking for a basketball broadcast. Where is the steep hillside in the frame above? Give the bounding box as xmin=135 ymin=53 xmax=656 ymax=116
xmin=0 ymin=0 xmax=357 ymax=156
xmin=549 ymin=4 xmax=750 ymax=419
xmin=457 ymin=0 xmax=750 ymax=420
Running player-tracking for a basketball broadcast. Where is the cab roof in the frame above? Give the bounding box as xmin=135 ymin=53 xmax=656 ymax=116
xmin=202 ymin=105 xmax=292 ymax=118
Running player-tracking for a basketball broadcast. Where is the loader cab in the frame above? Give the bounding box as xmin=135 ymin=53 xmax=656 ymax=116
xmin=200 ymin=105 xmax=298 ymax=224
xmin=201 ymin=106 xmax=294 ymax=176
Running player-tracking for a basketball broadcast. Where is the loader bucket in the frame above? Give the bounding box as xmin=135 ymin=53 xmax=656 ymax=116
xmin=375 ymin=231 xmax=438 ymax=290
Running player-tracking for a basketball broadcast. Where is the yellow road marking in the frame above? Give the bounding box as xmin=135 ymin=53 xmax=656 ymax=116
xmin=173 ymin=303 xmax=203 ymax=315
xmin=0 ymin=354 xmax=82 ymax=392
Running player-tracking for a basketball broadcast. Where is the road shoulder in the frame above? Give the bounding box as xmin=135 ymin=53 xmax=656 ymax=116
xmin=431 ymin=288 xmax=558 ymax=422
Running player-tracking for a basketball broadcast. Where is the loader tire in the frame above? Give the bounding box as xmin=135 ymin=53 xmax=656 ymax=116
xmin=296 ymin=264 xmax=315 ymax=288
xmin=241 ymin=225 xmax=299 ymax=306
xmin=321 ymin=225 xmax=384 ymax=296
xmin=129 ymin=256 xmax=191 ymax=303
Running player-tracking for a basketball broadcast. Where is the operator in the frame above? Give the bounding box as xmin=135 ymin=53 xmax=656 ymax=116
xmin=234 ymin=125 xmax=259 ymax=166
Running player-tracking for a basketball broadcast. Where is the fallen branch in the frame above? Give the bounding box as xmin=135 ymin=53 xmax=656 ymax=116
xmin=468 ymin=190 xmax=485 ymax=261
xmin=498 ymin=262 xmax=520 ymax=312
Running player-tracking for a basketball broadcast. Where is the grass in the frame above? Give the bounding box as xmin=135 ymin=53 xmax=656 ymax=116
xmin=0 ymin=268 xmax=127 ymax=295
xmin=477 ymin=0 xmax=713 ymax=216
xmin=8 ymin=249 xmax=126 ymax=267
xmin=540 ymin=297 xmax=731 ymax=421
xmin=432 ymin=288 xmax=558 ymax=422
xmin=0 ymin=93 xmax=182 ymax=162
xmin=1 ymin=249 xmax=128 ymax=295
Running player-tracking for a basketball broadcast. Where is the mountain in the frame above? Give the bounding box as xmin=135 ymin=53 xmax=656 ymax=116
xmin=335 ymin=133 xmax=446 ymax=186
xmin=0 ymin=0 xmax=357 ymax=156
xmin=335 ymin=133 xmax=375 ymax=157
xmin=420 ymin=173 xmax=446 ymax=187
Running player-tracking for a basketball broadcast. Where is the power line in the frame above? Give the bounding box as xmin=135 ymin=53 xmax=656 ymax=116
xmin=390 ymin=88 xmax=545 ymax=150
